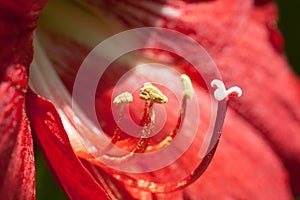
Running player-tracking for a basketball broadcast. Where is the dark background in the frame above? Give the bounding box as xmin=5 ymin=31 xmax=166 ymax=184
xmin=277 ymin=0 xmax=300 ymax=75
xmin=35 ymin=1 xmax=300 ymax=199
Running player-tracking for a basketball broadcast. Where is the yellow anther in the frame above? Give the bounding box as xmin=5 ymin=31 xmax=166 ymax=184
xmin=139 ymin=82 xmax=168 ymax=104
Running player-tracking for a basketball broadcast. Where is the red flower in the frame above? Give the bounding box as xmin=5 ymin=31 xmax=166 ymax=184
xmin=1 ymin=0 xmax=300 ymax=199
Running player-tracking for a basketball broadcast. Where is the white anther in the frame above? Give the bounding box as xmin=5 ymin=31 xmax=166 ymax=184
xmin=211 ymin=79 xmax=242 ymax=101
xmin=113 ymin=92 xmax=133 ymax=104
xmin=180 ymin=74 xmax=194 ymax=99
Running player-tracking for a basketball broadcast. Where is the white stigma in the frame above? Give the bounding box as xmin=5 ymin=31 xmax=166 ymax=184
xmin=180 ymin=74 xmax=194 ymax=99
xmin=113 ymin=92 xmax=133 ymax=104
xmin=211 ymin=80 xmax=242 ymax=101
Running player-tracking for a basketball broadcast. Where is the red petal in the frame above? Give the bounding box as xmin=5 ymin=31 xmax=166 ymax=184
xmin=0 ymin=65 xmax=35 ymax=199
xmin=96 ymin=73 xmax=292 ymax=199
xmin=26 ymin=90 xmax=111 ymax=200
xmin=136 ymin=0 xmax=300 ymax=195
xmin=0 ymin=0 xmax=47 ymax=79
xmin=28 ymin=0 xmax=299 ymax=197
xmin=217 ymin=3 xmax=300 ymax=195
xmin=80 ymin=159 xmax=146 ymax=200
xmin=80 ymin=158 xmax=185 ymax=199
xmin=184 ymin=108 xmax=293 ymax=199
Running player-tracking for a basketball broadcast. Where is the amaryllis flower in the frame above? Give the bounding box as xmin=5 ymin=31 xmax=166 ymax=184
xmin=1 ymin=0 xmax=300 ymax=199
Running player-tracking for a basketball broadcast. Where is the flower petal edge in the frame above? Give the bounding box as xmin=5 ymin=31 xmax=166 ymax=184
xmin=26 ymin=89 xmax=111 ymax=200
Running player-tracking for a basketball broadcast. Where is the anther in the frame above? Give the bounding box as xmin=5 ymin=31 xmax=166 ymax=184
xmin=139 ymin=82 xmax=168 ymax=104
xmin=113 ymin=91 xmax=133 ymax=104
xmin=113 ymin=91 xmax=133 ymax=123
xmin=180 ymin=74 xmax=194 ymax=99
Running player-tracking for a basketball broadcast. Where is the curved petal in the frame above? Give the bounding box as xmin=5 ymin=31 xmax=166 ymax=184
xmin=24 ymin=0 xmax=300 ymax=198
xmin=120 ymin=0 xmax=300 ymax=195
xmin=0 ymin=0 xmax=47 ymax=77
xmin=216 ymin=2 xmax=300 ymax=195
xmin=184 ymin=107 xmax=293 ymax=199
xmin=26 ymin=89 xmax=111 ymax=200
xmin=95 ymin=72 xmax=292 ymax=199
xmin=0 ymin=65 xmax=35 ymax=199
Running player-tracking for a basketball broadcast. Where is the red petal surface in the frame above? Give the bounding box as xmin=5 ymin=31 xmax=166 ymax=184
xmin=0 ymin=0 xmax=47 ymax=80
xmin=128 ymin=0 xmax=300 ymax=195
xmin=0 ymin=65 xmax=35 ymax=199
xmin=215 ymin=2 xmax=300 ymax=194
xmin=184 ymin=105 xmax=293 ymax=199
xmin=81 ymin=158 xmax=185 ymax=200
xmin=219 ymin=20 xmax=300 ymax=197
xmin=25 ymin=90 xmax=111 ymax=200
xmin=80 ymin=159 xmax=148 ymax=200
xmin=28 ymin=0 xmax=300 ymax=198
xmin=94 ymin=66 xmax=292 ymax=199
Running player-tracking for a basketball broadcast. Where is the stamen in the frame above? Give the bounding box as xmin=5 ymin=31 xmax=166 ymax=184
xmin=113 ymin=91 xmax=133 ymax=124
xmin=102 ymin=75 xmax=195 ymax=159
xmin=101 ymin=82 xmax=167 ymax=161
xmin=134 ymin=101 xmax=154 ymax=153
xmin=169 ymin=74 xmax=194 ymax=139
xmin=100 ymin=92 xmax=133 ymax=155
xmin=136 ymin=83 xmax=168 ymax=152
xmin=147 ymin=74 xmax=195 ymax=151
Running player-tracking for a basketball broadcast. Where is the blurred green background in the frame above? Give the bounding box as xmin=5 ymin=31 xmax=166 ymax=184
xmin=35 ymin=1 xmax=300 ymax=199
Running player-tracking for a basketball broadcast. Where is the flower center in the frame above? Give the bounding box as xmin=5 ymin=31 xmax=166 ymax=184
xmin=29 ymin=0 xmax=242 ymax=194
xmin=99 ymin=76 xmax=193 ymax=163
